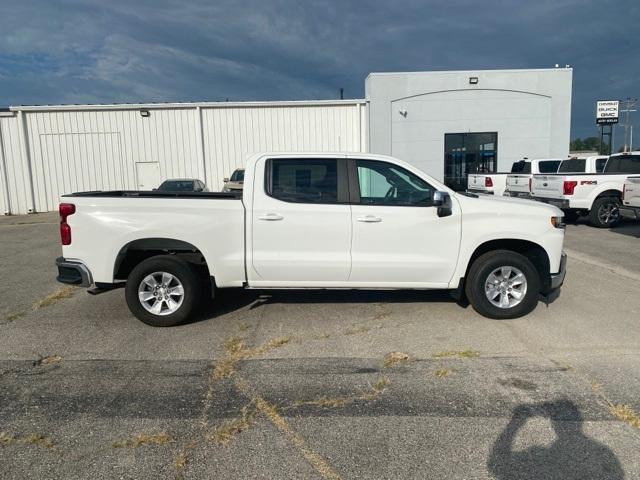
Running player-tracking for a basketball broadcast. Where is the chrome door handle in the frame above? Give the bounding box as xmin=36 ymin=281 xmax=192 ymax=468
xmin=258 ymin=213 xmax=284 ymax=221
xmin=357 ymin=215 xmax=382 ymax=223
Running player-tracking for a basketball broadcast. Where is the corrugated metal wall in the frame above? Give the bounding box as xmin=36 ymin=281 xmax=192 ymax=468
xmin=0 ymin=100 xmax=366 ymax=215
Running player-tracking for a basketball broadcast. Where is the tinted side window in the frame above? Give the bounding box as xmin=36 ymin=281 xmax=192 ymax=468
xmin=356 ymin=160 xmax=434 ymax=206
xmin=558 ymin=159 xmax=586 ymax=173
xmin=268 ymin=159 xmax=338 ymax=203
xmin=596 ymin=158 xmax=607 ymax=173
xmin=604 ymin=155 xmax=640 ymax=174
xmin=539 ymin=160 xmax=561 ymax=173
xmin=511 ymin=161 xmax=531 ymax=173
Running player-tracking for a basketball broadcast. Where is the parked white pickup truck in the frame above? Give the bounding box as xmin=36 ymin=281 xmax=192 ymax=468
xmin=468 ymin=158 xmax=561 ymax=197
xmin=620 ymin=175 xmax=640 ymax=220
xmin=55 ymin=153 xmax=567 ymax=326
xmin=504 ymin=158 xmax=564 ymax=198
xmin=531 ymin=152 xmax=640 ymax=227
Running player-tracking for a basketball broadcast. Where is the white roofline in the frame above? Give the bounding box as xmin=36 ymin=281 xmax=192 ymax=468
xmin=9 ymin=98 xmax=366 ymax=112
xmin=366 ymin=67 xmax=572 ymax=79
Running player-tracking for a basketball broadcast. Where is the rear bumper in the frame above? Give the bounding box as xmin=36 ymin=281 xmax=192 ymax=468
xmin=467 ymin=189 xmax=492 ymax=195
xmin=619 ymin=206 xmax=640 ymax=220
xmin=504 ymin=191 xmax=532 ymax=199
xmin=533 ymin=197 xmax=570 ymax=209
xmin=549 ymin=252 xmax=567 ymax=291
xmin=56 ymin=257 xmax=92 ymax=287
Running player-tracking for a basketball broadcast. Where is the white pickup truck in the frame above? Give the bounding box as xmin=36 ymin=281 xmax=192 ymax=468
xmin=55 ymin=153 xmax=567 ymax=326
xmin=531 ymin=152 xmax=640 ymax=227
xmin=620 ymin=175 xmax=640 ymax=220
xmin=468 ymin=158 xmax=561 ymax=197
xmin=504 ymin=158 xmax=563 ymax=198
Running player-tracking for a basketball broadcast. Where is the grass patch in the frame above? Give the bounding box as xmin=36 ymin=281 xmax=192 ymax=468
xmin=0 ymin=432 xmax=55 ymax=449
xmin=293 ymin=376 xmax=389 ymax=409
xmin=5 ymin=311 xmax=26 ymax=322
xmin=434 ymin=368 xmax=454 ymax=378
xmin=207 ymin=405 xmax=256 ymax=445
xmin=32 ymin=286 xmax=76 ymax=310
xmin=610 ymin=404 xmax=640 ymax=429
xmin=433 ymin=349 xmax=480 ymax=359
xmin=112 ymin=432 xmax=172 ymax=448
xmin=383 ymin=351 xmax=409 ymax=367
xmin=344 ymin=325 xmax=370 ymax=336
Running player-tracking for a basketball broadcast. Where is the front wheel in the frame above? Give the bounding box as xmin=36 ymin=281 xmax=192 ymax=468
xmin=588 ymin=196 xmax=621 ymax=228
xmin=465 ymin=250 xmax=541 ymax=319
xmin=125 ymin=255 xmax=202 ymax=327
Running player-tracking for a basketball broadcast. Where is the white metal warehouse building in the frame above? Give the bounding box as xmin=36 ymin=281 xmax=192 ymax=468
xmin=0 ymin=67 xmax=572 ymax=215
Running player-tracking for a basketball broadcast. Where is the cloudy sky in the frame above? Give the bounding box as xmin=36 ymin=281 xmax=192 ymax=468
xmin=0 ymin=0 xmax=637 ymax=141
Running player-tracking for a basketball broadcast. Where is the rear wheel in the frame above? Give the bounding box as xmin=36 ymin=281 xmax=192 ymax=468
xmin=465 ymin=250 xmax=541 ymax=319
xmin=125 ymin=255 xmax=202 ymax=327
xmin=589 ymin=196 xmax=621 ymax=228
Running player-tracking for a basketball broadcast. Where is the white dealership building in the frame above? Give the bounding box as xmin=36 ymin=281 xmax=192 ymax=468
xmin=0 ymin=67 xmax=571 ymax=215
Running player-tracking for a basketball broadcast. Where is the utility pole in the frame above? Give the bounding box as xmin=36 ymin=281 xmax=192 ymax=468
xmin=621 ymin=97 xmax=637 ymax=152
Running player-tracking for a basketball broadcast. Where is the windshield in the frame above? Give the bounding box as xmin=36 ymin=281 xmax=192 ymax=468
xmin=511 ymin=161 xmax=531 ymax=173
xmin=604 ymin=154 xmax=640 ymax=174
xmin=558 ymin=159 xmax=586 ymax=173
xmin=157 ymin=180 xmax=195 ymax=191
xmin=230 ymin=169 xmax=245 ymax=182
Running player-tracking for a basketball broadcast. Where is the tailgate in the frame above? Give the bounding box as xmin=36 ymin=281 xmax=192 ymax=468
xmin=624 ymin=177 xmax=640 ymax=206
xmin=467 ymin=174 xmax=488 ymax=191
xmin=506 ymin=174 xmax=531 ymax=193
xmin=532 ymin=175 xmax=565 ymax=198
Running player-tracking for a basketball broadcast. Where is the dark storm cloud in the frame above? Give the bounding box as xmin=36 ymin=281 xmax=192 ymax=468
xmin=0 ymin=0 xmax=638 ymax=139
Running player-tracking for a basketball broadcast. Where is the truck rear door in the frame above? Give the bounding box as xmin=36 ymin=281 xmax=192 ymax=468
xmin=250 ymin=156 xmax=352 ymax=284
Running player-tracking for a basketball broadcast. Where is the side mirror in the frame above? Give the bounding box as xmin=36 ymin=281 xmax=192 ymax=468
xmin=223 ymin=177 xmax=230 ymax=183
xmin=433 ymin=191 xmax=453 ymax=218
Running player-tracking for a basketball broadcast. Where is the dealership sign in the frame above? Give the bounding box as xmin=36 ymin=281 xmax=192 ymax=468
xmin=596 ymin=100 xmax=619 ymax=124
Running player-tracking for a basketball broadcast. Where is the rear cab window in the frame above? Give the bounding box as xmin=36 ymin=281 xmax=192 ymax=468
xmin=604 ymin=154 xmax=640 ymax=174
xmin=511 ymin=161 xmax=531 ymax=174
xmin=558 ymin=159 xmax=586 ymax=173
xmin=538 ymin=160 xmax=561 ymax=173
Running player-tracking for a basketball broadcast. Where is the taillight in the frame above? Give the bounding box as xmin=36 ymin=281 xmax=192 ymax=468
xmin=485 ymin=177 xmax=493 ymax=187
xmin=59 ymin=203 xmax=75 ymax=245
xmin=563 ymin=181 xmax=578 ymax=195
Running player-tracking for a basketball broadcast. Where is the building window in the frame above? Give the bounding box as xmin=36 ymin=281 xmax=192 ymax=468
xmin=444 ymin=132 xmax=498 ymax=191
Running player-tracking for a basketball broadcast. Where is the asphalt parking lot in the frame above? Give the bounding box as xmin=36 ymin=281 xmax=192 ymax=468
xmin=1 ymin=213 xmax=639 ymax=479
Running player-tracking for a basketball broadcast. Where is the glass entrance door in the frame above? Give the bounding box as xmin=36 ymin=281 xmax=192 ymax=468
xmin=444 ymin=132 xmax=498 ymax=191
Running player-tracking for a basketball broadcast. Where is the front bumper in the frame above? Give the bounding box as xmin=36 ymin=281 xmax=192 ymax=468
xmin=549 ymin=252 xmax=567 ymax=291
xmin=619 ymin=206 xmax=640 ymax=220
xmin=56 ymin=257 xmax=92 ymax=287
xmin=534 ymin=197 xmax=570 ymax=209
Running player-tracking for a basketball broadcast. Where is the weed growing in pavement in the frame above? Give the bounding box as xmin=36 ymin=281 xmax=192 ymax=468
xmin=383 ymin=351 xmax=410 ymax=367
xmin=433 ymin=349 xmax=480 ymax=359
xmin=0 ymin=432 xmax=55 ymax=449
xmin=609 ymin=404 xmax=640 ymax=429
xmin=434 ymin=368 xmax=454 ymax=378
xmin=112 ymin=433 xmax=172 ymax=448
xmin=32 ymin=286 xmax=77 ymax=310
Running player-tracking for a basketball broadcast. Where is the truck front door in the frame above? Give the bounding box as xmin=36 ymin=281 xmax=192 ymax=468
xmin=349 ymin=159 xmax=461 ymax=287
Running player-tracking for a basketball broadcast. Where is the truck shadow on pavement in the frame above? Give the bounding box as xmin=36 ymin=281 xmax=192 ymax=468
xmin=488 ymin=399 xmax=624 ymax=480
xmin=610 ymin=220 xmax=640 ymax=239
xmin=195 ymin=288 xmax=460 ymax=322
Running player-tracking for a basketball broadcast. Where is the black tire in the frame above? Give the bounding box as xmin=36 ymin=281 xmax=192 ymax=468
xmin=125 ymin=255 xmax=202 ymax=327
xmin=562 ymin=209 xmax=580 ymax=223
xmin=588 ymin=196 xmax=621 ymax=228
xmin=465 ymin=250 xmax=541 ymax=319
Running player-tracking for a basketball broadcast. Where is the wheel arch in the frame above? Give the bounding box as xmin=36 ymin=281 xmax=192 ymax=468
xmin=464 ymin=239 xmax=551 ymax=293
xmin=113 ymin=237 xmax=212 ymax=282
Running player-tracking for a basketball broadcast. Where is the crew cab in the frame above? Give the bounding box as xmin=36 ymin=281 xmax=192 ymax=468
xmin=620 ymin=175 xmax=640 ymax=220
xmin=531 ymin=152 xmax=640 ymax=227
xmin=55 ymin=153 xmax=567 ymax=326
xmin=503 ymin=158 xmax=563 ymax=198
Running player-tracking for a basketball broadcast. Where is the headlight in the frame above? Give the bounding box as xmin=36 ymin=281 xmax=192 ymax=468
xmin=551 ymin=216 xmax=566 ymax=229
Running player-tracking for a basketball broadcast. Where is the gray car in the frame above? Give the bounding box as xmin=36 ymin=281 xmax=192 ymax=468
xmin=222 ymin=168 xmax=244 ymax=192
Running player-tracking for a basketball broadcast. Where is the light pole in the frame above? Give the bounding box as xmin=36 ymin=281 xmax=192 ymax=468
xmin=621 ymin=97 xmax=637 ymax=152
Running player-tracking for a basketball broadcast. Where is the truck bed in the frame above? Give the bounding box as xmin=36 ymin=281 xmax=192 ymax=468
xmin=64 ymin=190 xmax=241 ymax=199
